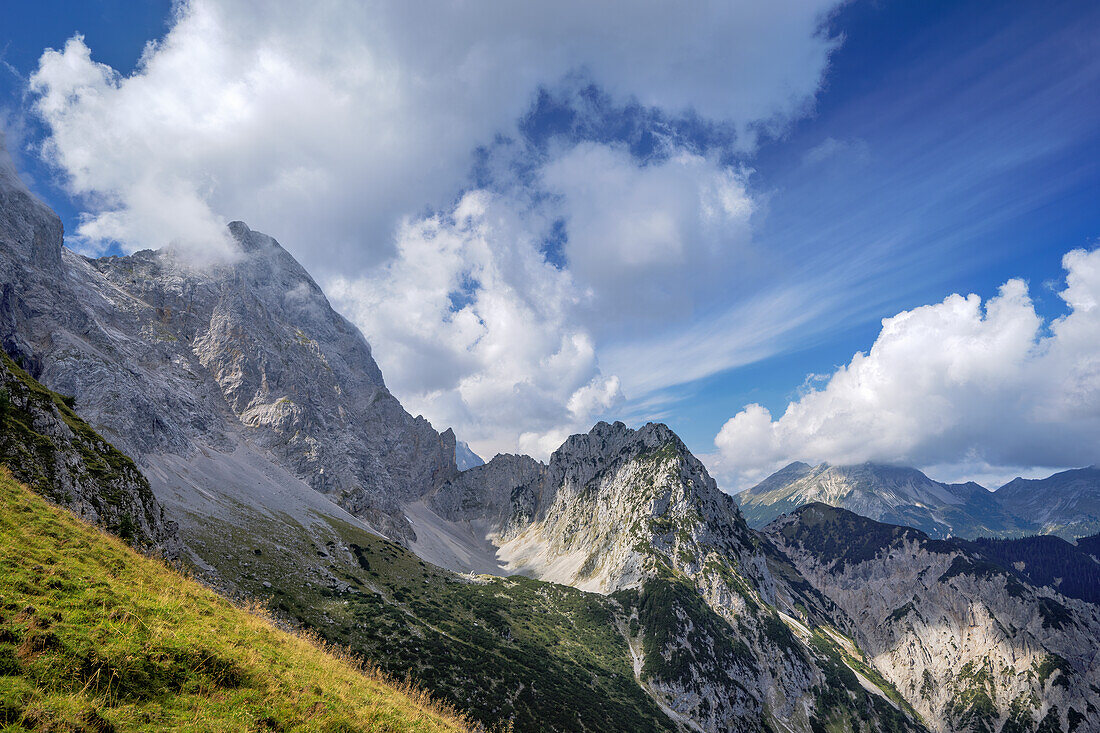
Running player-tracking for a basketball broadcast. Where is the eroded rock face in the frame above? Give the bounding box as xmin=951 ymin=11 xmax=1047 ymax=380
xmin=767 ymin=504 xmax=1100 ymax=733
xmin=85 ymin=224 xmax=457 ymax=540
xmin=0 ymin=148 xmax=455 ymax=542
xmin=431 ymin=422 xmax=921 ymax=733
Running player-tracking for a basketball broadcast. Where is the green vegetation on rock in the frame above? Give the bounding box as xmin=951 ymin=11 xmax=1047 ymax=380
xmin=0 ymin=352 xmax=166 ymax=549
xmin=182 ymin=504 xmax=676 ymax=732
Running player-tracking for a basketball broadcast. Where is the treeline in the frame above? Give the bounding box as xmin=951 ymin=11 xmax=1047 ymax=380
xmin=969 ymin=533 xmax=1100 ymax=605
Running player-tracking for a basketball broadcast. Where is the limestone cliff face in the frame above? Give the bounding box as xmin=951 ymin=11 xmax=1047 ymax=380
xmin=0 ymin=146 xmax=455 ymax=543
xmin=433 ymin=422 xmax=757 ymax=592
xmin=431 ymin=422 xmax=921 ymax=733
xmin=83 ymin=223 xmax=457 ymax=539
xmin=767 ymin=504 xmax=1100 ymax=733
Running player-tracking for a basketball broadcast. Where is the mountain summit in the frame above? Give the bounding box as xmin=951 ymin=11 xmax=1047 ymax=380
xmin=421 ymin=421 xmax=923 ymax=731
xmin=1 ymin=146 xmax=457 ymax=547
xmin=736 ymin=461 xmax=1036 ymax=539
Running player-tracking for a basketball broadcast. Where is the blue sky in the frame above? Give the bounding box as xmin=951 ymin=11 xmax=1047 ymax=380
xmin=672 ymin=0 xmax=1100 ymax=450
xmin=0 ymin=0 xmax=172 ymax=229
xmin=3 ymin=0 xmax=1099 ymax=488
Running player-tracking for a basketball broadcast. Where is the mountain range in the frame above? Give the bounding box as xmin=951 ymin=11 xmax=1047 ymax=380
xmin=736 ymin=461 xmax=1099 ymax=540
xmin=2 ymin=138 xmax=1099 ymax=732
xmin=767 ymin=503 xmax=1100 ymax=732
xmin=997 ymin=468 xmax=1100 ymax=539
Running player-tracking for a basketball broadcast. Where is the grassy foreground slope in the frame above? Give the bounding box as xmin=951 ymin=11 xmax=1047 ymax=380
xmin=0 ymin=470 xmax=470 ymax=733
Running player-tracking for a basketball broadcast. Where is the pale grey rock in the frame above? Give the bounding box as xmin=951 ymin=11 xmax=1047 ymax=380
xmin=767 ymin=504 xmax=1100 ymax=732
xmin=0 ymin=143 xmax=456 ymax=544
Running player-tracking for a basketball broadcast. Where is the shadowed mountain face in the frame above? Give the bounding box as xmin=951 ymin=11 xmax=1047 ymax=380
xmin=0 ymin=350 xmax=176 ymax=552
xmin=966 ymin=533 xmax=1100 ymax=605
xmin=997 ymin=467 xmax=1100 ymax=540
xmin=766 ymin=503 xmax=1100 ymax=733
xmin=736 ymin=461 xmax=1037 ymax=539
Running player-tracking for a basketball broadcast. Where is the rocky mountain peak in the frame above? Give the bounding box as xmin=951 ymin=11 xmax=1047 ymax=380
xmin=227 ymin=220 xmax=257 ymax=249
xmin=996 ymin=467 xmax=1100 ymax=539
xmin=453 ymin=437 xmax=484 ymax=471
xmin=547 ymin=420 xmax=704 ymax=494
xmin=745 ymin=460 xmax=814 ymax=496
xmin=737 ymin=458 xmax=1037 ymax=539
xmin=0 ymin=160 xmax=456 ymax=543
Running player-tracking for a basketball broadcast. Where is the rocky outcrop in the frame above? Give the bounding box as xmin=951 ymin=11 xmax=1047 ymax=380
xmin=0 ymin=351 xmax=176 ymax=552
xmin=0 ymin=140 xmax=456 ymax=543
xmin=767 ymin=504 xmax=1100 ymax=732
xmin=738 ymin=461 xmax=1036 ymax=539
xmin=81 ymin=222 xmax=456 ymax=540
xmin=431 ymin=422 xmax=924 ymax=733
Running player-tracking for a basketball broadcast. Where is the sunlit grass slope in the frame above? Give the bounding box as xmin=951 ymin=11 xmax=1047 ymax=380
xmin=0 ymin=469 xmax=471 ymax=733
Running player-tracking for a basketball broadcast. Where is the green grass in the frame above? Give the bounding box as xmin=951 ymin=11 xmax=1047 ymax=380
xmin=0 ymin=470 xmax=471 ymax=732
xmin=182 ymin=504 xmax=676 ymax=733
xmin=0 ymin=352 xmax=162 ymax=548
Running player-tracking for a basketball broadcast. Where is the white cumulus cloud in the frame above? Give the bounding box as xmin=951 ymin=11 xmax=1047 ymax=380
xmin=541 ymin=144 xmax=756 ymax=337
xmin=28 ymin=0 xmax=841 ymax=274
xmin=714 ymin=247 xmax=1100 ymax=488
xmin=327 ymin=191 xmax=621 ymax=459
xmin=25 ymin=0 xmax=848 ymax=457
